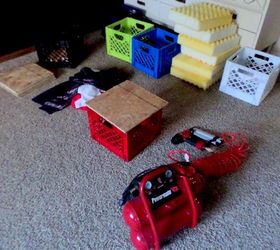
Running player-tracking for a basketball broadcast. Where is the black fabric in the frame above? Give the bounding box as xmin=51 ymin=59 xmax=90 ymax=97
xmin=32 ymin=67 xmax=125 ymax=114
xmin=32 ymin=80 xmax=80 ymax=114
xmin=69 ymin=67 xmax=124 ymax=91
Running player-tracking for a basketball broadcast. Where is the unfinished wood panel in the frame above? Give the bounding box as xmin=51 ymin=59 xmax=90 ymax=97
xmin=120 ymin=80 xmax=168 ymax=110
xmin=87 ymin=81 xmax=168 ymax=133
xmin=0 ymin=63 xmax=55 ymax=97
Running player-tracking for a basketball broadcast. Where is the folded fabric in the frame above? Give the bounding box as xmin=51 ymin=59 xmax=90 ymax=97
xmin=33 ymin=80 xmax=79 ymax=114
xmin=32 ymin=67 xmax=125 ymax=114
xmin=69 ymin=67 xmax=125 ymax=91
xmin=73 ymin=84 xmax=102 ymax=109
xmin=71 ymin=94 xmax=87 ymax=111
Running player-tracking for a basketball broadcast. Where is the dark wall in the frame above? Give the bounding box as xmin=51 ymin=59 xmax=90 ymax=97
xmin=0 ymin=1 xmax=124 ymax=56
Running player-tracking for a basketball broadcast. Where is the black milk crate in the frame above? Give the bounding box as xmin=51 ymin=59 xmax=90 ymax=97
xmin=35 ymin=29 xmax=86 ymax=68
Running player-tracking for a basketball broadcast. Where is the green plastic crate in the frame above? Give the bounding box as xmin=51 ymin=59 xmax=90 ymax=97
xmin=106 ymin=17 xmax=154 ymax=63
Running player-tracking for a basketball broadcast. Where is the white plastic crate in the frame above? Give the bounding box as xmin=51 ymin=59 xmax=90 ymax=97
xmin=219 ymin=47 xmax=280 ymax=106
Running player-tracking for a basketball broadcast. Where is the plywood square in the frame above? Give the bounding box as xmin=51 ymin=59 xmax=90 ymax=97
xmin=86 ymin=80 xmax=168 ymax=133
xmin=0 ymin=63 xmax=55 ymax=96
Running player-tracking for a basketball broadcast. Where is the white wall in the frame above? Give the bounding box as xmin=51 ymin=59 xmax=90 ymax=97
xmin=272 ymin=37 xmax=280 ymax=56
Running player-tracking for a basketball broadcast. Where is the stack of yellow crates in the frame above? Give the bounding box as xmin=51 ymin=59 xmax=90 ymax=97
xmin=169 ymin=2 xmax=240 ymax=90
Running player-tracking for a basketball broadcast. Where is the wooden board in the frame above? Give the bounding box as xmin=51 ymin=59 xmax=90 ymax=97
xmin=120 ymin=80 xmax=168 ymax=110
xmin=87 ymin=80 xmax=168 ymax=133
xmin=0 ymin=63 xmax=55 ymax=96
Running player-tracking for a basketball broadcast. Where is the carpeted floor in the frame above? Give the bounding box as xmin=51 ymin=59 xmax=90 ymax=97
xmin=0 ymin=31 xmax=280 ymax=249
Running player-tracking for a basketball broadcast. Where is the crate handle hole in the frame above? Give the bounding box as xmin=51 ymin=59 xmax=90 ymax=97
xmin=113 ymin=24 xmax=121 ymax=30
xmin=255 ymin=54 xmax=269 ymax=61
xmin=237 ymin=68 xmax=254 ymax=77
xmin=136 ymin=23 xmax=145 ymax=30
xmin=165 ymin=35 xmax=174 ymax=43
xmin=232 ymin=55 xmax=237 ymax=61
xmin=140 ymin=46 xmax=149 ymax=53
xmin=137 ymin=0 xmax=145 ymax=6
xmin=176 ymin=0 xmax=186 ymax=3
xmin=114 ymin=34 xmax=124 ymax=40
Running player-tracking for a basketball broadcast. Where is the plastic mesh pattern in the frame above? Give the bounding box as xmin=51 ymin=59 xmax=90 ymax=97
xmin=220 ymin=48 xmax=280 ymax=105
xmin=88 ymin=110 xmax=124 ymax=157
xmin=106 ymin=18 xmax=154 ymax=63
xmin=227 ymin=70 xmax=258 ymax=96
xmin=87 ymin=108 xmax=162 ymax=161
xmin=93 ymin=122 xmax=124 ymax=154
xmin=109 ymin=36 xmax=130 ymax=58
xmin=132 ymin=28 xmax=180 ymax=78
xmin=246 ymin=56 xmax=275 ymax=75
xmin=134 ymin=48 xmax=155 ymax=71
xmin=35 ymin=32 xmax=85 ymax=68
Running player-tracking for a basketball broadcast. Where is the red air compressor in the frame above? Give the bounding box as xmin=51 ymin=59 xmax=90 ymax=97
xmin=120 ymin=133 xmax=248 ymax=250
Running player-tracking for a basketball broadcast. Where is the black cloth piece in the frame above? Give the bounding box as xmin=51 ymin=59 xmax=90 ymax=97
xmin=32 ymin=67 xmax=125 ymax=114
xmin=32 ymin=80 xmax=80 ymax=114
xmin=70 ymin=67 xmax=124 ymax=91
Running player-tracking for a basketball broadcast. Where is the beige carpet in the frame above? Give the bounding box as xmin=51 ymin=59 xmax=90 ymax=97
xmin=0 ymin=31 xmax=280 ymax=249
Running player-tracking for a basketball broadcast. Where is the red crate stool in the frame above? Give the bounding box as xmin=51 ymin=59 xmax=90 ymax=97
xmin=86 ymin=80 xmax=168 ymax=161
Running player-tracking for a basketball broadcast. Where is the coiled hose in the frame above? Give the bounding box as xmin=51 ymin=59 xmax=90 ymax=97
xmin=192 ymin=133 xmax=249 ymax=177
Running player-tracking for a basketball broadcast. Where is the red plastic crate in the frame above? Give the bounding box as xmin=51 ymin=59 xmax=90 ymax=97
xmin=86 ymin=80 xmax=168 ymax=161
xmin=87 ymin=108 xmax=163 ymax=161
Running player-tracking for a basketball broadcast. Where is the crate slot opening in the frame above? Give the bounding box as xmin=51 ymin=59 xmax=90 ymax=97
xmin=255 ymin=54 xmax=269 ymax=61
xmin=237 ymin=68 xmax=254 ymax=77
xmin=136 ymin=23 xmax=145 ymax=30
xmin=137 ymin=0 xmax=145 ymax=6
xmin=113 ymin=24 xmax=122 ymax=31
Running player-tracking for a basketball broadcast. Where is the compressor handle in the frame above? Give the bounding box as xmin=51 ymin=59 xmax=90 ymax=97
xmin=139 ymin=167 xmax=168 ymax=250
